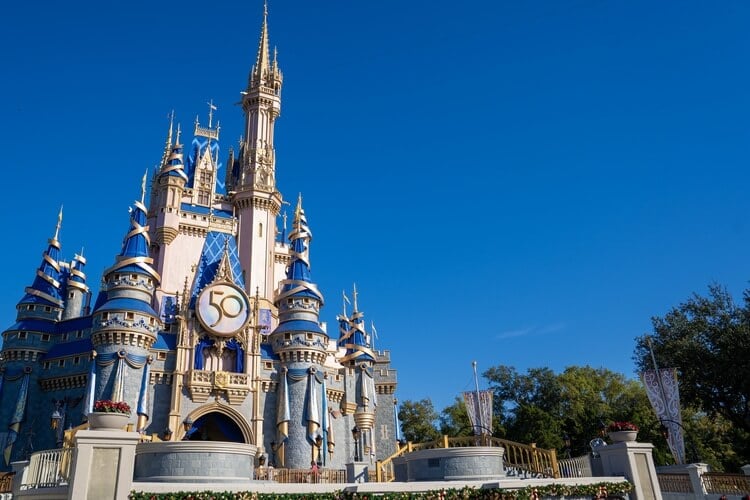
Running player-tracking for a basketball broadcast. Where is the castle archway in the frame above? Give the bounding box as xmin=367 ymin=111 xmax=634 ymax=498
xmin=180 ymin=403 xmax=254 ymax=444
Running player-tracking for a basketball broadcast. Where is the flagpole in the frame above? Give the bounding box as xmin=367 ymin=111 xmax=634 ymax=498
xmin=472 ymin=361 xmax=482 ymax=435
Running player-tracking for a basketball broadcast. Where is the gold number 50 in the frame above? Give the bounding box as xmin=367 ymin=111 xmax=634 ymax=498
xmin=208 ymin=289 xmax=244 ymax=327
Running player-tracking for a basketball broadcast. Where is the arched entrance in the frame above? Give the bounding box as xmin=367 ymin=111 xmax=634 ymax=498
xmin=180 ymin=403 xmax=255 ymax=443
xmin=185 ymin=412 xmax=244 ymax=442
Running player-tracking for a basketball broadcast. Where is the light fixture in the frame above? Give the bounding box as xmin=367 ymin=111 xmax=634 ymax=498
xmin=163 ymin=428 xmax=173 ymax=441
xmin=50 ymin=408 xmax=62 ymax=430
xmin=182 ymin=417 xmax=193 ymax=433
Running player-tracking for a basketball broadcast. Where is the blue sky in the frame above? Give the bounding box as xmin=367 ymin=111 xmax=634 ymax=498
xmin=2 ymin=1 xmax=749 ymax=411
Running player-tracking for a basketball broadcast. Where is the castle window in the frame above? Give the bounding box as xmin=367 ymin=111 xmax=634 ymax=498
xmin=41 ymin=334 xmax=50 ymax=342
xmin=157 ymin=352 xmax=167 ymax=361
xmin=264 ymin=361 xmax=273 ymax=370
xmin=62 ymin=333 xmax=68 ymax=341
xmin=197 ymin=190 xmax=210 ymax=205
xmin=18 ymin=332 xmax=27 ymax=339
xmin=43 ymin=361 xmax=50 ymax=370
xmin=73 ymin=356 xmax=80 ymax=365
xmin=58 ymin=359 xmax=65 ymax=368
xmin=258 ymin=223 xmax=263 ymax=237
xmin=69 ymin=292 xmax=74 ymax=299
xmin=76 ymin=331 xmax=83 ymax=339
xmin=101 ymin=313 xmax=109 ymax=320
xmin=45 ymin=306 xmax=52 ymax=312
xmin=27 ymin=305 xmax=35 ymax=311
xmin=306 ymin=333 xmax=314 ymax=340
xmin=380 ymin=424 xmax=389 ymax=440
xmin=131 ymin=274 xmax=138 ymax=280
xmin=126 ymin=312 xmax=135 ymax=320
xmin=149 ymin=318 xmax=155 ymax=326
xmin=284 ymin=333 xmax=291 ymax=340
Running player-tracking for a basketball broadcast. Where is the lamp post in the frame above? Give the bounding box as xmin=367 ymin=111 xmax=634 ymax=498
xmin=162 ymin=428 xmax=173 ymax=441
xmin=352 ymin=426 xmax=361 ymax=462
xmin=562 ymin=433 xmax=572 ymax=458
xmin=314 ymin=434 xmax=324 ymax=466
xmin=50 ymin=399 xmax=67 ymax=448
xmin=658 ymin=418 xmax=697 ymax=463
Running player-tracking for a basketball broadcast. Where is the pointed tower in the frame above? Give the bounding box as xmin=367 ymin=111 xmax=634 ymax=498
xmin=269 ymin=195 xmax=328 ymax=469
xmin=338 ymin=285 xmax=378 ymax=463
xmin=90 ymin=184 xmax=162 ymax=422
xmin=16 ymin=208 xmax=65 ymax=321
xmin=149 ymin=117 xmax=188 ymax=248
xmin=61 ymin=251 xmax=91 ymax=320
xmin=232 ymin=2 xmax=284 ymax=300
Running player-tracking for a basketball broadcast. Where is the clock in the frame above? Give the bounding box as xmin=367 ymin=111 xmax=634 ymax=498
xmin=195 ymin=282 xmax=251 ymax=336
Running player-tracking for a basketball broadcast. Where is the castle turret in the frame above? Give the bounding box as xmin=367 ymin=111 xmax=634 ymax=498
xmin=338 ymin=285 xmax=378 ymax=462
xmin=269 ymin=195 xmax=328 ymax=468
xmin=90 ymin=181 xmax=162 ymax=420
xmin=61 ymin=252 xmax=91 ymax=320
xmin=149 ymin=116 xmax=188 ymax=248
xmin=231 ymin=2 xmax=284 ymax=300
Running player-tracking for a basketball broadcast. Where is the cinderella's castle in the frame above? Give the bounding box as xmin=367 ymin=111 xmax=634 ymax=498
xmin=0 ymin=4 xmax=398 ymax=471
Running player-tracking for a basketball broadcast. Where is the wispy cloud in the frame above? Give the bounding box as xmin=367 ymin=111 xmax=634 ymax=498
xmin=495 ymin=323 xmax=565 ymax=340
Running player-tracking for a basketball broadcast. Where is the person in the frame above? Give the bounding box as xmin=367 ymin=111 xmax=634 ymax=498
xmin=310 ymin=460 xmax=320 ymax=483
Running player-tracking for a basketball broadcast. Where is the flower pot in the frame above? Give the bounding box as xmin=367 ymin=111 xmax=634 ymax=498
xmin=88 ymin=412 xmax=129 ymax=430
xmin=608 ymin=430 xmax=637 ymax=443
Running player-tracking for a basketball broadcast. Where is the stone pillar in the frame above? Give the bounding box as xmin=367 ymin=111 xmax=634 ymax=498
xmin=346 ymin=462 xmax=369 ymax=483
xmin=9 ymin=460 xmax=28 ymax=497
xmin=598 ymin=441 xmax=662 ymax=500
xmin=68 ymin=430 xmax=140 ymax=500
xmin=685 ymin=463 xmax=709 ymax=500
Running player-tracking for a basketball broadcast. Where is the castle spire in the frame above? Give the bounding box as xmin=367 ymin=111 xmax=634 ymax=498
xmin=251 ymin=0 xmax=272 ymax=86
xmin=18 ymin=209 xmax=65 ymax=308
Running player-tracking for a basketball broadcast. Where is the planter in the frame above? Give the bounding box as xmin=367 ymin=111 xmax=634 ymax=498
xmin=608 ymin=430 xmax=638 ymax=442
xmin=88 ymin=412 xmax=129 ymax=430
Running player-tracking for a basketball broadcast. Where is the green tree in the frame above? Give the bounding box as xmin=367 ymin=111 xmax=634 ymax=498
xmin=438 ymin=397 xmax=472 ymax=436
xmin=634 ymin=284 xmax=750 ymax=469
xmin=398 ymin=399 xmax=441 ymax=443
xmin=484 ymin=365 xmax=662 ymax=458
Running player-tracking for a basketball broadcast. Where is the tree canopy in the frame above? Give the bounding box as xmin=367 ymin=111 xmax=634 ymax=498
xmin=634 ymin=284 xmax=750 ymax=469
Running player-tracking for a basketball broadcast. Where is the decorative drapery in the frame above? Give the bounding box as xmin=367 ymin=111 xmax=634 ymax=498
xmin=276 ymin=367 xmax=290 ymax=467
xmin=643 ymin=369 xmax=685 ymax=464
xmin=82 ymin=351 xmax=97 ymax=416
xmin=321 ymin=376 xmax=334 ymax=463
xmin=305 ymin=369 xmax=321 ymax=443
xmin=194 ymin=337 xmax=214 ymax=370
xmin=4 ymin=373 xmax=30 ymax=465
xmin=224 ymin=339 xmax=244 ymax=373
xmin=136 ymin=356 xmax=153 ymax=432
xmin=359 ymin=366 xmax=377 ymax=408
xmin=96 ymin=350 xmax=148 ymax=402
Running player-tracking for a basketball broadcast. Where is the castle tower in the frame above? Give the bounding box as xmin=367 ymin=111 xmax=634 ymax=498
xmin=61 ymin=252 xmax=91 ymax=320
xmin=231 ymin=2 xmax=284 ymax=301
xmin=90 ymin=182 xmax=162 ymax=421
xmin=269 ymin=195 xmax=328 ymax=468
xmin=338 ymin=285 xmax=378 ymax=462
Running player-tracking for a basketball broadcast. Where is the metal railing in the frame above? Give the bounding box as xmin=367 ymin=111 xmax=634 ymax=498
xmin=255 ymin=467 xmax=347 ymax=484
xmin=376 ymin=435 xmax=559 ymax=482
xmin=657 ymin=473 xmax=694 ymax=493
xmin=702 ymin=472 xmax=750 ymax=494
xmin=22 ymin=447 xmax=73 ymax=489
xmin=558 ymin=454 xmax=593 ymax=478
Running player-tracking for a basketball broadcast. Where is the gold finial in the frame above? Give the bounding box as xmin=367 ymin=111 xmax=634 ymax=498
xmin=167 ymin=110 xmax=174 ymax=146
xmin=176 ymin=123 xmax=182 ymax=145
xmin=140 ymin=168 xmax=148 ymax=204
xmin=282 ymin=210 xmax=287 ymax=230
xmin=342 ymin=290 xmax=351 ymax=317
xmin=352 ymin=283 xmax=359 ymax=312
xmin=53 ymin=205 xmax=63 ymax=241
xmin=264 ymin=0 xmax=268 ymax=17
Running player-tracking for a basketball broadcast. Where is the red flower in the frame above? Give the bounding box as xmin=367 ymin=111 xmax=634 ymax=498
xmin=93 ymin=400 xmax=131 ymax=415
xmin=607 ymin=421 xmax=638 ymax=432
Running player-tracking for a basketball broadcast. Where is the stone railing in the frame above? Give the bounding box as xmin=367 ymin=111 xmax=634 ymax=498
xmin=22 ymin=448 xmax=73 ymax=489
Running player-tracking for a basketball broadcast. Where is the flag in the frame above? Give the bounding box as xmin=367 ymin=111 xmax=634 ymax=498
xmin=642 ymin=369 xmax=685 ymax=464
xmin=463 ymin=390 xmax=493 ymax=435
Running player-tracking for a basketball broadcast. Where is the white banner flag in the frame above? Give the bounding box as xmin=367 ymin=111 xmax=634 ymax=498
xmin=642 ymin=368 xmax=686 ymax=464
xmin=463 ymin=390 xmax=493 ymax=435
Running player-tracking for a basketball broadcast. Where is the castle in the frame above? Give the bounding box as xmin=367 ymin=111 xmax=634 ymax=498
xmin=0 ymin=4 xmax=398 ymax=471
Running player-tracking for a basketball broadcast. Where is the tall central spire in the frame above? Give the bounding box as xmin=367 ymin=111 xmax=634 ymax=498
xmin=250 ymin=0 xmax=272 ymax=87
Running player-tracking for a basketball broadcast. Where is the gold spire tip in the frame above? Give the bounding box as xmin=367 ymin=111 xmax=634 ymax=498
xmin=53 ymin=205 xmax=63 ymax=240
xmin=140 ymin=169 xmax=148 ymax=203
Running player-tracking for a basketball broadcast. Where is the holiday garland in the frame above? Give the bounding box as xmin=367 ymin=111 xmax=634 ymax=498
xmin=129 ymin=480 xmax=633 ymax=500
